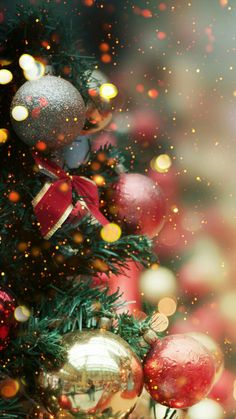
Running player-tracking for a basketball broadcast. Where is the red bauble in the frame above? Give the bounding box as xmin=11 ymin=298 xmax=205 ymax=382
xmin=58 ymin=394 xmax=73 ymax=410
xmin=144 ymin=334 xmax=215 ymax=409
xmin=111 ymin=173 xmax=166 ymax=238
xmin=0 ymin=290 xmax=17 ymax=350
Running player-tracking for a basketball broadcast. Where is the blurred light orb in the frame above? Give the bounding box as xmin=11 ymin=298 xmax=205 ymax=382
xmin=11 ymin=105 xmax=29 ymax=121
xmin=186 ymin=399 xmax=224 ymax=419
xmin=100 ymin=222 xmax=122 ymax=243
xmin=0 ymin=128 xmax=9 ymax=144
xmin=151 ymin=154 xmax=172 ymax=173
xmin=19 ymin=54 xmax=35 ymax=71
xmin=0 ymin=378 xmax=20 ymax=398
xmin=14 ymin=305 xmax=30 ymax=322
xmin=100 ymin=83 xmax=118 ymax=100
xmin=150 ymin=312 xmax=169 ymax=332
xmin=219 ymin=291 xmax=236 ymax=323
xmin=0 ymin=69 xmax=13 ymax=84
xmin=24 ymin=60 xmax=45 ymax=80
xmin=139 ymin=266 xmax=177 ymax=304
xmin=158 ymin=297 xmax=177 ymax=316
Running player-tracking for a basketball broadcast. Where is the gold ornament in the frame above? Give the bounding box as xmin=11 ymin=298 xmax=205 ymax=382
xmin=81 ymin=99 xmax=112 ymax=135
xmin=39 ymin=330 xmax=143 ymax=418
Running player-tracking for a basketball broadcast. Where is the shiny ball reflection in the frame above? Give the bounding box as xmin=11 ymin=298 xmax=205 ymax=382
xmin=40 ymin=330 xmax=143 ymax=418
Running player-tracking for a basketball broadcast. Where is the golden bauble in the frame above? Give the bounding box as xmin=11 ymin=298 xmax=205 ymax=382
xmin=39 ymin=330 xmax=143 ymax=418
xmin=81 ymin=99 xmax=112 ymax=135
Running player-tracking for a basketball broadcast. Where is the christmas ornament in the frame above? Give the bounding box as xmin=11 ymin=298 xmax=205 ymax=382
xmin=10 ymin=75 xmax=85 ymax=150
xmin=144 ymin=334 xmax=215 ymax=409
xmin=0 ymin=290 xmax=17 ymax=350
xmin=63 ymin=135 xmax=90 ymax=169
xmin=139 ymin=266 xmax=177 ymax=305
xmin=32 ymin=153 xmax=108 ymax=239
xmin=106 ymin=261 xmax=143 ymax=314
xmin=111 ymin=173 xmax=166 ymax=238
xmin=39 ymin=330 xmax=143 ymax=418
xmin=81 ymin=98 xmax=112 ymax=135
xmin=186 ymin=332 xmax=224 ymax=383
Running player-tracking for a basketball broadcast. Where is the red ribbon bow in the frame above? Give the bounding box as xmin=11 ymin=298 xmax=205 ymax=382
xmin=32 ymin=153 xmax=108 ymax=239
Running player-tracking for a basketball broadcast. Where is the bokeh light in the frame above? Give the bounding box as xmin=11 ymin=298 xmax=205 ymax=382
xmin=14 ymin=305 xmax=31 ymax=322
xmin=0 ymin=128 xmax=9 ymax=144
xmin=158 ymin=297 xmax=177 ymax=316
xmin=11 ymin=105 xmax=29 ymax=121
xmin=151 ymin=154 xmax=172 ymax=173
xmin=100 ymin=223 xmax=122 ymax=243
xmin=99 ymin=83 xmax=118 ymax=100
xmin=0 ymin=69 xmax=13 ymax=85
xmin=23 ymin=60 xmax=45 ymax=80
xmin=19 ymin=53 xmax=35 ymax=70
xmin=0 ymin=379 xmax=20 ymax=398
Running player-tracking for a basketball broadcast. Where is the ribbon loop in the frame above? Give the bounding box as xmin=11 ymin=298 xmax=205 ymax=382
xmin=32 ymin=153 xmax=108 ymax=239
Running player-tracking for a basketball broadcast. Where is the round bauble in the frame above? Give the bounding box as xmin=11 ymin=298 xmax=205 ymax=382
xmin=81 ymin=98 xmax=112 ymax=135
xmin=144 ymin=334 xmax=215 ymax=409
xmin=0 ymin=290 xmax=17 ymax=350
xmin=186 ymin=332 xmax=224 ymax=383
xmin=110 ymin=173 xmax=166 ymax=238
xmin=63 ymin=135 xmax=90 ymax=169
xmin=39 ymin=329 xmax=143 ymax=418
xmin=10 ymin=75 xmax=85 ymax=150
xmin=139 ymin=266 xmax=177 ymax=305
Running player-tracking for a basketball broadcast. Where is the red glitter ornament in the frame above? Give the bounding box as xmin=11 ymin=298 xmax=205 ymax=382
xmin=144 ymin=334 xmax=215 ymax=409
xmin=0 ymin=290 xmax=17 ymax=350
xmin=111 ymin=173 xmax=166 ymax=238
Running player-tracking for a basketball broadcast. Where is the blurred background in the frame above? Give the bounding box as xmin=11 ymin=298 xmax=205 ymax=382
xmin=1 ymin=0 xmax=236 ymax=417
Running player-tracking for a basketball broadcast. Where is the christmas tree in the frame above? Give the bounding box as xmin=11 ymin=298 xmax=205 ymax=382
xmin=0 ymin=2 xmax=226 ymax=419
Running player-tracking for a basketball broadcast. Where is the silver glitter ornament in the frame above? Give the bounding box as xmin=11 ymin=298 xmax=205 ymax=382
xmin=10 ymin=75 xmax=86 ymax=150
xmin=39 ymin=330 xmax=143 ymax=418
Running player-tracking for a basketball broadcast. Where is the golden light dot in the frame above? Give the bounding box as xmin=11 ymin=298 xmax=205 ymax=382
xmin=11 ymin=105 xmax=29 ymax=121
xmin=100 ymin=223 xmax=122 ymax=243
xmin=0 ymin=69 xmax=13 ymax=85
xmin=14 ymin=305 xmax=31 ymax=322
xmin=93 ymin=174 xmax=105 ymax=186
xmin=19 ymin=54 xmax=35 ymax=71
xmin=100 ymin=83 xmax=118 ymax=100
xmin=0 ymin=128 xmax=9 ymax=144
xmin=158 ymin=297 xmax=177 ymax=316
xmin=0 ymin=379 xmax=20 ymax=398
xmin=153 ymin=154 xmax=172 ymax=173
xmin=73 ymin=232 xmax=83 ymax=244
